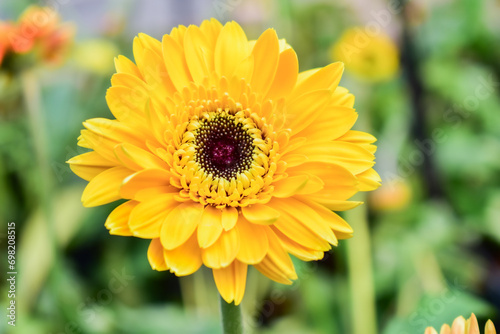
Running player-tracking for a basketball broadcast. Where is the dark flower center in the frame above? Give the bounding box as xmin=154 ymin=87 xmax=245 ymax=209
xmin=194 ymin=115 xmax=254 ymax=180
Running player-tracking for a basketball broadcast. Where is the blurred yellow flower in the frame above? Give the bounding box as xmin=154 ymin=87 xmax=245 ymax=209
xmin=73 ymin=39 xmax=119 ymax=75
xmin=68 ymin=18 xmax=380 ymax=305
xmin=331 ymin=27 xmax=399 ymax=82
xmin=425 ymin=313 xmax=497 ymax=334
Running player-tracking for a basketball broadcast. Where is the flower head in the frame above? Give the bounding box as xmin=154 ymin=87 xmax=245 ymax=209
xmin=0 ymin=22 xmax=13 ymax=66
xmin=425 ymin=313 xmax=497 ymax=334
xmin=68 ymin=19 xmax=381 ymax=305
xmin=370 ymin=179 xmax=411 ymax=211
xmin=73 ymin=39 xmax=120 ymax=75
xmin=331 ymin=27 xmax=399 ymax=82
xmin=1 ymin=6 xmax=73 ymax=68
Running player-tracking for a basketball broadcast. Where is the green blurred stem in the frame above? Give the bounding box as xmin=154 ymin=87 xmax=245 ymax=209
xmin=346 ymin=193 xmax=377 ymax=334
xmin=220 ymin=295 xmax=243 ymax=334
xmin=21 ymin=70 xmax=61 ymax=280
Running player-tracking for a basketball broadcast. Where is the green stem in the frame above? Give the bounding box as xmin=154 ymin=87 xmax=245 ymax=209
xmin=345 ymin=193 xmax=377 ymax=334
xmin=219 ymin=295 xmax=243 ymax=334
xmin=21 ymin=69 xmax=61 ymax=303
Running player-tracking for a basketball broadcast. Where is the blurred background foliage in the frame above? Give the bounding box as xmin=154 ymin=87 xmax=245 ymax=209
xmin=0 ymin=0 xmax=499 ymax=333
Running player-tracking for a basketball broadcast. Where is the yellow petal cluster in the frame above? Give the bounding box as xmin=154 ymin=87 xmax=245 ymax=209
xmin=425 ymin=314 xmax=497 ymax=334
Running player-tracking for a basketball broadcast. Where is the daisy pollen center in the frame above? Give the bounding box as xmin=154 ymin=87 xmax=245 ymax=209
xmin=210 ymin=138 xmax=238 ymax=167
xmin=194 ymin=114 xmax=255 ymax=180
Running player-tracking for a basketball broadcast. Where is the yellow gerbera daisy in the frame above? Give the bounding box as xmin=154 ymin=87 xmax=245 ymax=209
xmin=68 ymin=18 xmax=381 ymax=305
xmin=425 ymin=313 xmax=497 ymax=334
xmin=331 ymin=27 xmax=399 ymax=82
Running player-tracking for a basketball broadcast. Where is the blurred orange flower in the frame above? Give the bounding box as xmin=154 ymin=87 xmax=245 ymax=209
xmin=0 ymin=22 xmax=13 ymax=66
xmin=0 ymin=5 xmax=74 ymax=67
xmin=370 ymin=179 xmax=411 ymax=211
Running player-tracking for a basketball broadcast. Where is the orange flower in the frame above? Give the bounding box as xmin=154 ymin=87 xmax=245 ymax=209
xmin=0 ymin=22 xmax=13 ymax=66
xmin=369 ymin=179 xmax=411 ymax=211
xmin=7 ymin=6 xmax=74 ymax=64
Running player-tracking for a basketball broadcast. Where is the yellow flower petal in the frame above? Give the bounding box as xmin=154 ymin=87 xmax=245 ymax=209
xmin=163 ymin=233 xmax=202 ymax=276
xmin=221 ymin=206 xmax=239 ymax=231
xmin=295 ymin=106 xmax=358 ymax=143
xmin=269 ymin=198 xmax=337 ymax=245
xmin=202 ymin=227 xmax=240 ymax=269
xmin=82 ymin=118 xmax=148 ymax=151
xmin=114 ymin=55 xmax=142 ymax=78
xmin=134 ymin=186 xmax=178 ymax=202
xmin=287 ymin=162 xmax=359 ymax=201
xmin=357 ymin=168 xmax=382 ymax=191
xmin=104 ymin=200 xmax=138 ymax=236
xmin=339 ymin=129 xmax=377 ymax=143
xmin=137 ymin=32 xmax=162 ymax=56
xmin=289 ymin=141 xmax=375 ymax=175
xmin=250 ymin=28 xmax=279 ymax=96
xmin=140 ymin=48 xmax=177 ymax=102
xmin=231 ymin=54 xmax=254 ymax=84
xmin=147 ymin=238 xmax=168 ymax=271
xmin=293 ymin=62 xmax=344 ymax=97
xmin=241 ymin=204 xmax=280 ymax=225
xmin=132 ymin=35 xmax=147 ymax=76
xmin=272 ymin=227 xmax=325 ymax=261
xmin=169 ymin=24 xmax=187 ymax=46
xmin=286 ymin=90 xmax=332 ymax=135
xmin=451 ymin=316 xmax=466 ymax=333
xmin=272 ymin=174 xmax=308 ymax=198
xmin=236 ymin=218 xmax=269 ymax=264
xmin=114 ymin=143 xmax=169 ymax=170
xmin=281 ymin=153 xmax=309 ymax=168
xmin=272 ymin=212 xmax=331 ymax=251
xmin=119 ymin=169 xmax=172 ymax=199
xmin=296 ymin=195 xmax=362 ymax=211
xmin=440 ymin=324 xmax=451 ymax=334
xmin=162 ymin=33 xmax=192 ymax=93
xmin=67 ymin=151 xmax=114 ymax=181
xmin=184 ymin=25 xmax=214 ymax=84
xmin=105 ymin=86 xmax=149 ymax=128
xmin=332 ymin=86 xmax=355 ymax=108
xmin=270 ymin=197 xmax=338 ymax=246
xmin=129 ymin=194 xmax=178 ymax=238
xmin=299 ymin=197 xmax=354 ymax=234
xmin=467 ymin=313 xmax=480 ymax=334
xmin=199 ymin=18 xmax=222 ymax=48
xmin=82 ymin=167 xmax=132 ymax=207
xmin=339 ymin=130 xmax=377 ymax=154
xmin=213 ymin=260 xmax=247 ymax=305
xmin=197 ymin=205 xmax=223 ymax=248
xmin=161 ymin=202 xmax=204 ymax=250
xmin=266 ymin=48 xmax=298 ymax=99
xmin=254 ymin=228 xmax=297 ymax=284
xmin=485 ymin=320 xmax=497 ymax=334
xmin=424 ymin=328 xmax=438 ymax=334
xmin=214 ymin=21 xmax=249 ymax=79
xmin=272 ymin=174 xmax=324 ymax=198
xmin=110 ymin=72 xmax=148 ymax=92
